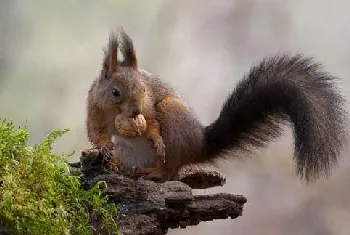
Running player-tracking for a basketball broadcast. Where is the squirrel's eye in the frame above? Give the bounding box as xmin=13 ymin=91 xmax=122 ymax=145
xmin=105 ymin=73 xmax=111 ymax=80
xmin=112 ymin=87 xmax=120 ymax=97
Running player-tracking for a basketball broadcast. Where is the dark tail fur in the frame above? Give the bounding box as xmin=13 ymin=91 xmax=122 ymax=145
xmin=203 ymin=54 xmax=348 ymax=182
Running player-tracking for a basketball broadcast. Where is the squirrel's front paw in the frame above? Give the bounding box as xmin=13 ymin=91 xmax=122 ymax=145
xmin=148 ymin=136 xmax=166 ymax=163
xmin=155 ymin=140 xmax=166 ymax=163
xmin=100 ymin=142 xmax=115 ymax=161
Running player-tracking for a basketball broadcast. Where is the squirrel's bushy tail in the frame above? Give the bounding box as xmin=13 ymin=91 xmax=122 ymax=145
xmin=203 ymin=54 xmax=348 ymax=182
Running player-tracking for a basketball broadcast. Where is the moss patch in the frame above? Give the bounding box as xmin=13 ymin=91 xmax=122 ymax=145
xmin=0 ymin=119 xmax=119 ymax=235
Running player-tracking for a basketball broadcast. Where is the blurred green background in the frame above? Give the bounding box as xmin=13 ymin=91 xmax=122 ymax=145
xmin=1 ymin=0 xmax=350 ymax=234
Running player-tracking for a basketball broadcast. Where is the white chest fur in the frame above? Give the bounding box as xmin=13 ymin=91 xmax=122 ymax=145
xmin=111 ymin=134 xmax=158 ymax=168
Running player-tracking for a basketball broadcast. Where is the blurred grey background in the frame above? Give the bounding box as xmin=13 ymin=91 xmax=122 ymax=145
xmin=1 ymin=0 xmax=350 ymax=234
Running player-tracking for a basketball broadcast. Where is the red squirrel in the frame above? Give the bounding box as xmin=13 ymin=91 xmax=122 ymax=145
xmin=86 ymin=27 xmax=348 ymax=182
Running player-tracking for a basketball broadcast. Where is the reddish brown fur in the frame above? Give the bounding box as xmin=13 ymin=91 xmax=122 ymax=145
xmin=87 ymin=29 xmax=169 ymax=173
xmin=86 ymin=29 xmax=214 ymax=181
xmin=86 ymin=96 xmax=112 ymax=147
xmin=155 ymin=96 xmax=204 ymax=180
xmin=86 ymin=27 xmax=347 ymax=183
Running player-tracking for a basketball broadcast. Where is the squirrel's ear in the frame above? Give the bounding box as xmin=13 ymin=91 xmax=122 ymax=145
xmin=107 ymin=32 xmax=119 ymax=74
xmin=118 ymin=27 xmax=138 ymax=69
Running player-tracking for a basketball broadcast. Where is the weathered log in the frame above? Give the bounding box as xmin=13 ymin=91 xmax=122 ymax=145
xmin=69 ymin=148 xmax=247 ymax=235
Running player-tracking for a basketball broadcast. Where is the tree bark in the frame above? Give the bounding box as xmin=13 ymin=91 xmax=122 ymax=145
xmin=71 ymin=148 xmax=247 ymax=235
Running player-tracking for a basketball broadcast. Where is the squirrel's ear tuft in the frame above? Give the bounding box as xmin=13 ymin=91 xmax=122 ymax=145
xmin=105 ymin=32 xmax=119 ymax=74
xmin=117 ymin=27 xmax=138 ymax=69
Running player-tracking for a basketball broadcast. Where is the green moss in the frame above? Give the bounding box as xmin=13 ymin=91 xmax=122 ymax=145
xmin=0 ymin=119 xmax=120 ymax=235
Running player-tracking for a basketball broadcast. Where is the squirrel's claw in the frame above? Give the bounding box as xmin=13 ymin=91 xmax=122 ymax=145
xmin=154 ymin=140 xmax=166 ymax=163
xmin=100 ymin=142 xmax=115 ymax=162
xmin=147 ymin=135 xmax=166 ymax=163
